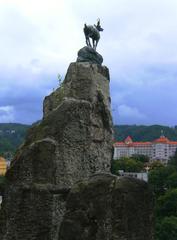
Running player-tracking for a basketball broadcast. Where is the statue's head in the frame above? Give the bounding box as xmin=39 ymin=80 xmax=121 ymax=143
xmin=96 ymin=18 xmax=104 ymax=32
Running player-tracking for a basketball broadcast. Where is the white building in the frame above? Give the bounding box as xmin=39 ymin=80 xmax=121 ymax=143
xmin=118 ymin=170 xmax=148 ymax=182
xmin=113 ymin=135 xmax=177 ymax=164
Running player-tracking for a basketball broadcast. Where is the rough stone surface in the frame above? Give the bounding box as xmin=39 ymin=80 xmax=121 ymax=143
xmin=59 ymin=174 xmax=154 ymax=240
xmin=77 ymin=46 xmax=103 ymax=65
xmin=0 ymin=183 xmax=69 ymax=240
xmin=0 ymin=62 xmax=113 ymax=240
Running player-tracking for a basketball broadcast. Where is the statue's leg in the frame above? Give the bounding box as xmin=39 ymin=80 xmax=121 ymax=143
xmin=86 ymin=37 xmax=91 ymax=47
xmin=92 ymin=39 xmax=95 ymax=49
xmin=85 ymin=37 xmax=89 ymax=46
xmin=88 ymin=38 xmax=91 ymax=47
xmin=95 ymin=40 xmax=98 ymax=50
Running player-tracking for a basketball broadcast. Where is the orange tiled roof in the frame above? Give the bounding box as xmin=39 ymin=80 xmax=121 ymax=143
xmin=132 ymin=142 xmax=151 ymax=146
xmin=153 ymin=136 xmax=170 ymax=144
xmin=169 ymin=141 xmax=177 ymax=144
xmin=114 ymin=135 xmax=177 ymax=147
xmin=114 ymin=142 xmax=151 ymax=147
xmin=114 ymin=142 xmax=126 ymax=146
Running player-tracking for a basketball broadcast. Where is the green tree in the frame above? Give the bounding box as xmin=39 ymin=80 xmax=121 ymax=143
xmin=148 ymin=165 xmax=176 ymax=196
xmin=0 ymin=175 xmax=5 ymax=195
xmin=0 ymin=175 xmax=5 ymax=184
xmin=149 ymin=164 xmax=177 ymax=240
xmin=156 ymin=188 xmax=177 ymax=218
xmin=0 ymin=123 xmax=29 ymax=158
xmin=166 ymin=171 xmax=177 ymax=189
xmin=114 ymin=124 xmax=177 ymax=142
xmin=131 ymin=154 xmax=149 ymax=163
xmin=156 ymin=216 xmax=177 ymax=240
xmin=168 ymin=149 xmax=177 ymax=169
xmin=149 ymin=160 xmax=164 ymax=170
xmin=112 ymin=157 xmax=144 ymax=174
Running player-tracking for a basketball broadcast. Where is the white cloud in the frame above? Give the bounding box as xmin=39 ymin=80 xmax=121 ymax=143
xmin=0 ymin=0 xmax=177 ymax=124
xmin=0 ymin=0 xmax=81 ymax=75
xmin=1 ymin=0 xmax=177 ymax=77
xmin=0 ymin=106 xmax=14 ymax=122
xmin=118 ymin=104 xmax=147 ymax=121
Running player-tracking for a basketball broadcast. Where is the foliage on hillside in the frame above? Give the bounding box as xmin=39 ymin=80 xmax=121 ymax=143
xmin=0 ymin=123 xmax=30 ymax=158
xmin=148 ymin=151 xmax=177 ymax=240
xmin=0 ymin=175 xmax=5 ymax=195
xmin=1 ymin=123 xmax=177 ymax=160
xmin=112 ymin=154 xmax=148 ymax=174
xmin=114 ymin=124 xmax=177 ymax=141
xmin=0 ymin=175 xmax=5 ymax=184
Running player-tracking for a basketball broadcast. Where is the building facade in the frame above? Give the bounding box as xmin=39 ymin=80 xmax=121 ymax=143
xmin=113 ymin=135 xmax=177 ymax=164
xmin=118 ymin=170 xmax=148 ymax=182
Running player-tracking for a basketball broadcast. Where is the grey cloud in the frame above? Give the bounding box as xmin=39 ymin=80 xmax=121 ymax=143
xmin=111 ymin=62 xmax=177 ymax=125
xmin=0 ymin=64 xmax=59 ymax=124
xmin=1 ymin=0 xmax=177 ymax=125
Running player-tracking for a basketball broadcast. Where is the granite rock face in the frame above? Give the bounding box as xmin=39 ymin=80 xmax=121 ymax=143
xmin=59 ymin=174 xmax=154 ymax=240
xmin=77 ymin=46 xmax=103 ymax=65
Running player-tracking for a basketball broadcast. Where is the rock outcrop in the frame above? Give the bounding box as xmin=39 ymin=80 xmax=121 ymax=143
xmin=77 ymin=47 xmax=103 ymax=65
xmin=0 ymin=61 xmax=154 ymax=240
xmin=0 ymin=62 xmax=113 ymax=239
xmin=59 ymin=174 xmax=154 ymax=240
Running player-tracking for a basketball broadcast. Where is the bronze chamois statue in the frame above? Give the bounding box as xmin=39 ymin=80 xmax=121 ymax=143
xmin=83 ymin=19 xmax=103 ymax=50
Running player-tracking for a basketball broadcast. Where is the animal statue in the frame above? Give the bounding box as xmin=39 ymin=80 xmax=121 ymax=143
xmin=83 ymin=19 xmax=104 ymax=50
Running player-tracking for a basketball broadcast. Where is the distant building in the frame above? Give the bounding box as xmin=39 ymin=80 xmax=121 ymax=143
xmin=118 ymin=170 xmax=148 ymax=182
xmin=113 ymin=134 xmax=177 ymax=164
xmin=0 ymin=157 xmax=7 ymax=175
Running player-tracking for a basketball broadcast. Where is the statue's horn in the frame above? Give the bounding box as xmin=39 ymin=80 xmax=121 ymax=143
xmin=97 ymin=18 xmax=100 ymax=24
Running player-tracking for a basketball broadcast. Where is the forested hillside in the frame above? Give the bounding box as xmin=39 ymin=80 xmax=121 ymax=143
xmin=0 ymin=123 xmax=30 ymax=159
xmin=1 ymin=124 xmax=177 ymax=159
xmin=114 ymin=125 xmax=177 ymax=141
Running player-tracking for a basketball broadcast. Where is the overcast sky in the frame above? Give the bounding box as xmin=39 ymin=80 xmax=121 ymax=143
xmin=1 ymin=0 xmax=177 ymax=126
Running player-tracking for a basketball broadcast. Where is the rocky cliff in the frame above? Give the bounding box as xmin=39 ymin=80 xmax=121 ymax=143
xmin=59 ymin=174 xmax=154 ymax=240
xmin=0 ymin=62 xmax=153 ymax=240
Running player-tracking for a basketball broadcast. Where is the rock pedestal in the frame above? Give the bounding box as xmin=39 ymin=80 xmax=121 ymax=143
xmin=77 ymin=47 xmax=103 ymax=65
xmin=0 ymin=62 xmax=154 ymax=240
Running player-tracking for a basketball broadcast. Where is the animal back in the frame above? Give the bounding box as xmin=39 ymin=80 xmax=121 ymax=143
xmin=84 ymin=25 xmax=100 ymax=39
